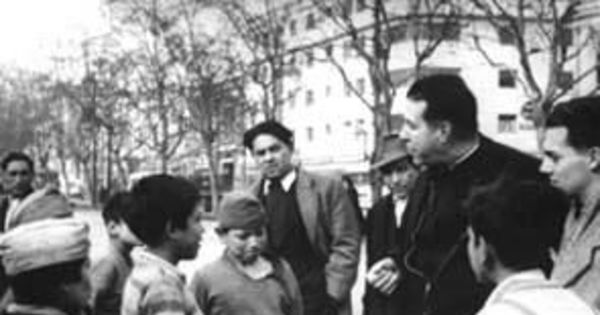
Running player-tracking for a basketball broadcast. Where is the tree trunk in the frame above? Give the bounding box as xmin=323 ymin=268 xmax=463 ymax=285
xmin=106 ymin=130 xmax=113 ymax=192
xmin=206 ymin=142 xmax=221 ymax=215
xmin=91 ymin=130 xmax=98 ymax=206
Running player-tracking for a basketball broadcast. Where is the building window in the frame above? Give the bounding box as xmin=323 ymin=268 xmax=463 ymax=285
xmin=498 ymin=114 xmax=517 ymax=133
xmin=325 ymin=85 xmax=332 ymax=97
xmin=357 ymin=78 xmax=365 ymax=95
xmin=307 ymin=127 xmax=314 ymax=142
xmin=499 ymin=69 xmax=516 ymax=88
xmin=288 ymin=91 xmax=296 ymax=109
xmin=389 ymin=23 xmax=407 ymax=43
xmin=289 ymin=20 xmax=297 ymax=36
xmin=306 ymin=89 xmax=314 ymax=106
xmin=306 ymin=49 xmax=314 ymax=67
xmin=306 ymin=13 xmax=316 ymax=30
xmin=423 ymin=22 xmax=460 ymax=41
xmin=325 ymin=44 xmax=333 ymax=57
xmin=355 ymin=36 xmax=365 ymax=52
xmin=345 ymin=81 xmax=353 ymax=96
xmin=343 ymin=40 xmax=352 ymax=59
xmin=357 ymin=0 xmax=367 ymax=11
xmin=557 ymin=70 xmax=573 ymax=89
xmin=559 ymin=28 xmax=573 ymax=47
xmin=498 ymin=26 xmax=516 ymax=45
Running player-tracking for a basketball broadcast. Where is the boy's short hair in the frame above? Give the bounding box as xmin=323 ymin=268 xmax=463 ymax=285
xmin=128 ymin=174 xmax=200 ymax=247
xmin=465 ymin=178 xmax=569 ymax=271
xmin=545 ymin=96 xmax=600 ymax=150
xmin=102 ymin=191 xmax=136 ymax=224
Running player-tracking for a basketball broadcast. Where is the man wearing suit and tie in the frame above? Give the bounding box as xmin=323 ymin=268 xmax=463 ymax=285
xmin=540 ymin=96 xmax=600 ymax=310
xmin=244 ymin=121 xmax=361 ymax=315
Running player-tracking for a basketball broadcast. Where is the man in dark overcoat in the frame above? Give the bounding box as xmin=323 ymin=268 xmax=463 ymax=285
xmin=370 ymin=74 xmax=547 ymax=315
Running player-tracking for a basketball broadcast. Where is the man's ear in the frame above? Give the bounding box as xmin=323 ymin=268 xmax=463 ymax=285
xmin=106 ymin=221 xmax=119 ymax=238
xmin=588 ymin=147 xmax=600 ymax=172
xmin=437 ymin=121 xmax=452 ymax=144
xmin=165 ymin=220 xmax=180 ymax=240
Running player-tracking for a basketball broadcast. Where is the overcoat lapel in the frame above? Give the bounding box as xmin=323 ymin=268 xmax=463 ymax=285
xmin=295 ymin=170 xmax=318 ymax=246
xmin=249 ymin=170 xmax=319 ymax=247
xmin=553 ymin=201 xmax=600 ymax=286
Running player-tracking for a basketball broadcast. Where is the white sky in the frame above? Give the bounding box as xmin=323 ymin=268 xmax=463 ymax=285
xmin=0 ymin=0 xmax=108 ymax=70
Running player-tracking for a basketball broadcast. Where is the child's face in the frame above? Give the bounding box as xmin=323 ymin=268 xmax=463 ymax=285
xmin=220 ymin=227 xmax=267 ymax=265
xmin=171 ymin=203 xmax=204 ymax=260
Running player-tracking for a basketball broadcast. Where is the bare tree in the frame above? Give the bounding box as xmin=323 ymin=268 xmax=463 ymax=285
xmin=469 ymin=0 xmax=598 ymax=125
xmin=216 ymin=0 xmax=292 ymax=120
xmin=107 ymin=0 xmax=191 ymax=174
xmin=160 ymin=0 xmax=253 ymax=210
xmin=310 ymin=0 xmax=462 ymax=200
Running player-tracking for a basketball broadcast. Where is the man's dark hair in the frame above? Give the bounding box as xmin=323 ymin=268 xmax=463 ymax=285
xmin=406 ymin=74 xmax=478 ymax=140
xmin=243 ymin=120 xmax=294 ymax=150
xmin=1 ymin=151 xmax=34 ymax=173
xmin=10 ymin=259 xmax=86 ymax=312
xmin=466 ymin=178 xmax=569 ymax=271
xmin=102 ymin=191 xmax=136 ymax=225
xmin=128 ymin=174 xmax=200 ymax=247
xmin=545 ymin=96 xmax=600 ymax=150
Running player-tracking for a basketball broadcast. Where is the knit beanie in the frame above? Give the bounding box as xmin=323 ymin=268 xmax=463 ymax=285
xmin=217 ymin=191 xmax=267 ymax=230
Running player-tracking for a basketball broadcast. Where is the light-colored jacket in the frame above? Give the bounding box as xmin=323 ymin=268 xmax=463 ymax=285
xmin=552 ymin=192 xmax=600 ymax=311
xmin=251 ymin=169 xmax=361 ymax=315
xmin=477 ymin=270 xmax=597 ymax=315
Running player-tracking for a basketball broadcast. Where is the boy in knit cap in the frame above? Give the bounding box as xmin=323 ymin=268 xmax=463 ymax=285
xmin=91 ymin=192 xmax=141 ymax=315
xmin=120 ymin=175 xmax=204 ymax=315
xmin=190 ymin=191 xmax=303 ymax=315
xmin=0 ymin=218 xmax=92 ymax=315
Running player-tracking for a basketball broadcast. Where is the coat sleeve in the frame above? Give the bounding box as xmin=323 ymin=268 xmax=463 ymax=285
xmin=323 ymin=176 xmax=361 ymax=302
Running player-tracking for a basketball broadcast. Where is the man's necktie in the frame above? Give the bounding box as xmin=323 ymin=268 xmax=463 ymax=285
xmin=265 ymin=179 xmax=288 ymax=249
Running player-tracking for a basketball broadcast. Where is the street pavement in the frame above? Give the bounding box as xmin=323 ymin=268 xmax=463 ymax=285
xmin=75 ymin=209 xmax=366 ymax=314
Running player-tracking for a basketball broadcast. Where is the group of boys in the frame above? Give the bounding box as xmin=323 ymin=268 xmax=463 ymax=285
xmin=1 ymin=73 xmax=600 ymax=315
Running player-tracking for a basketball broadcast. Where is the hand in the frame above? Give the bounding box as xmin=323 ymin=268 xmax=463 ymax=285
xmin=366 ymin=257 xmax=401 ymax=295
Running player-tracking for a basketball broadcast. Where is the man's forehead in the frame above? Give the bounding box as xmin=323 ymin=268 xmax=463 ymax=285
xmin=542 ymin=127 xmax=569 ymax=148
xmin=253 ymin=134 xmax=289 ymax=150
xmin=6 ymin=160 xmax=31 ymax=170
xmin=400 ymin=98 xmax=427 ymax=118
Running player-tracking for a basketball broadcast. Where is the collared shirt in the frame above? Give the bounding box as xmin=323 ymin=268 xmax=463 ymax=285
xmin=393 ymin=197 xmax=408 ymax=228
xmin=121 ymin=248 xmax=202 ymax=315
xmin=477 ymin=269 xmax=596 ymax=315
xmin=263 ymin=170 xmax=297 ymax=194
xmin=449 ymin=137 xmax=480 ymax=170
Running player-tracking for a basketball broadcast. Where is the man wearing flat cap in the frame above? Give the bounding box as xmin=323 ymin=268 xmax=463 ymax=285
xmin=363 ymin=134 xmax=420 ymax=315
xmin=243 ymin=120 xmax=361 ymax=315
